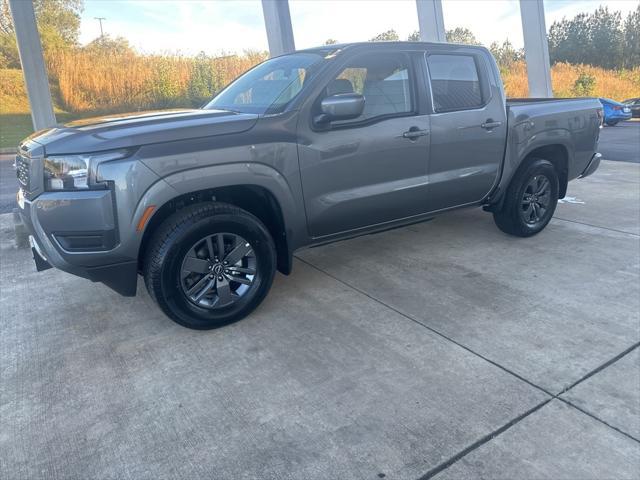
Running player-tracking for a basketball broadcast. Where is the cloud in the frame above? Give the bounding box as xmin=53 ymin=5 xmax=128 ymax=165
xmin=78 ymin=0 xmax=640 ymax=55
xmin=80 ymin=0 xmax=268 ymax=54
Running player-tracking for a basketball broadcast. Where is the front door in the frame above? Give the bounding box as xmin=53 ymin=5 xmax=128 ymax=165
xmin=297 ymin=51 xmax=430 ymax=238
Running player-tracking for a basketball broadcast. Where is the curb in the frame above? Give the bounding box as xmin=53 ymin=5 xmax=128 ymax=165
xmin=0 ymin=148 xmax=16 ymax=155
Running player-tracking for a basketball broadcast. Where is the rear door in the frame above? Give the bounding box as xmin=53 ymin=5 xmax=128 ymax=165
xmin=297 ymin=50 xmax=431 ymax=238
xmin=424 ymin=49 xmax=507 ymax=212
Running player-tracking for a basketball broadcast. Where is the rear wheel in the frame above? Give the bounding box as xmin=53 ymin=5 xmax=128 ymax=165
xmin=493 ymin=158 xmax=559 ymax=237
xmin=143 ymin=202 xmax=276 ymax=329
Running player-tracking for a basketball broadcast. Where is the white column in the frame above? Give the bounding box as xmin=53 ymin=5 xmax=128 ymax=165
xmin=519 ymin=0 xmax=553 ymax=97
xmin=261 ymin=0 xmax=295 ymax=57
xmin=8 ymin=0 xmax=56 ymax=130
xmin=416 ymin=0 xmax=446 ymax=43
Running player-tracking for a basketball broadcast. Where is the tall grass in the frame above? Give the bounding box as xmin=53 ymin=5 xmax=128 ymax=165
xmin=46 ymin=50 xmax=267 ymax=113
xmin=0 ymin=68 xmax=27 ymax=113
xmin=503 ymin=61 xmax=640 ymax=99
xmin=2 ymin=52 xmax=638 ymax=117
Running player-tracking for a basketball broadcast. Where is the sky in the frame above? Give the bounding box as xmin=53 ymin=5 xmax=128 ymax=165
xmin=78 ymin=0 xmax=640 ymax=56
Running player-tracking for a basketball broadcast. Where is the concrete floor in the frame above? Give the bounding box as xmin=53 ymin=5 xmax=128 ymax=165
xmin=1 ymin=160 xmax=639 ymax=479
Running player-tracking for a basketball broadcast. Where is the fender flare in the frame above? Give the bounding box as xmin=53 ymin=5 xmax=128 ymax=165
xmin=131 ymin=162 xmax=305 ymax=266
xmin=488 ymin=129 xmax=573 ymax=209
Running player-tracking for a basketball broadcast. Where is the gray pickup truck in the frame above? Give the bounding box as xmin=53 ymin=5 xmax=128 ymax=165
xmin=15 ymin=42 xmax=602 ymax=329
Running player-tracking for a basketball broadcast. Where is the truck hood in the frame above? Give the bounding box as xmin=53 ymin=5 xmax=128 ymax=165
xmin=27 ymin=109 xmax=259 ymax=155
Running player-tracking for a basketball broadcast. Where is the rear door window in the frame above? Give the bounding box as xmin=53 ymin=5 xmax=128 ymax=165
xmin=427 ymin=54 xmax=484 ymax=112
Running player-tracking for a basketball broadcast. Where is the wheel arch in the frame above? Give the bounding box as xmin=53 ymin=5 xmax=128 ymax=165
xmin=133 ymin=162 xmax=305 ymax=275
xmin=486 ymin=143 xmax=569 ymax=212
xmin=522 ymin=144 xmax=569 ymax=198
xmin=138 ymin=184 xmax=293 ymax=276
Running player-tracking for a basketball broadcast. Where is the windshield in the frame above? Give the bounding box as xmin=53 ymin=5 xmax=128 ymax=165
xmin=204 ymin=53 xmax=325 ymax=115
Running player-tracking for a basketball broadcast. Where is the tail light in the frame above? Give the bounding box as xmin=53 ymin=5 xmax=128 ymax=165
xmin=612 ymin=105 xmax=622 ymax=111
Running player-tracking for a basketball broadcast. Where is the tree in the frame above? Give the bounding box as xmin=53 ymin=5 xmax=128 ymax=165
xmin=489 ymin=39 xmax=524 ymax=69
xmin=572 ymin=71 xmax=596 ymax=96
xmin=407 ymin=30 xmax=420 ymax=41
xmin=84 ymin=34 xmax=133 ymax=55
xmin=407 ymin=27 xmax=479 ymax=44
xmin=623 ymin=4 xmax=640 ymax=68
xmin=324 ymin=38 xmax=338 ymax=45
xmin=548 ymin=6 xmax=624 ymax=69
xmin=446 ymin=27 xmax=480 ymax=45
xmin=369 ymin=29 xmax=399 ymax=42
xmin=0 ymin=0 xmax=83 ymax=68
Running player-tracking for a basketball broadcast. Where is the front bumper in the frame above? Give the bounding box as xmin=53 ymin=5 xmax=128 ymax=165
xmin=16 ymin=188 xmax=138 ymax=296
xmin=579 ymin=153 xmax=602 ymax=179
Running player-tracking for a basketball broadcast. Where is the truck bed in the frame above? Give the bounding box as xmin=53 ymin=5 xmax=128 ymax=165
xmin=506 ymin=97 xmax=597 ymax=106
xmin=501 ymin=97 xmax=602 ymax=189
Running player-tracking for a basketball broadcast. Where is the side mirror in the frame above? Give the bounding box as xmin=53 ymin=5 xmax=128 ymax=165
xmin=315 ymin=93 xmax=365 ymax=126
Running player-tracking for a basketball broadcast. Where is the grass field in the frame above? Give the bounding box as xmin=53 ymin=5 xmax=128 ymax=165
xmin=0 ymin=114 xmax=33 ymax=150
xmin=1 ymin=52 xmax=638 ymax=149
xmin=0 ymin=70 xmax=77 ymax=149
xmin=0 ymin=112 xmax=79 ymax=150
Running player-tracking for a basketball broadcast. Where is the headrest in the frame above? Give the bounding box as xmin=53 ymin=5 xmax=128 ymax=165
xmin=326 ymin=78 xmax=354 ymax=96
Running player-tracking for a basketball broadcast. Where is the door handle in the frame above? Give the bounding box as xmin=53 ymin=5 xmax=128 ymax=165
xmin=400 ymin=128 xmax=429 ymax=139
xmin=481 ymin=121 xmax=502 ymax=130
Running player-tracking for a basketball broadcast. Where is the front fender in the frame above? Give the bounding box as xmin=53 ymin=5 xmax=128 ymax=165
xmin=131 ymin=162 xmax=305 ymax=259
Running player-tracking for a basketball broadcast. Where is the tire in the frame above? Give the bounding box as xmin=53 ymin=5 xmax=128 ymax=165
xmin=143 ymin=202 xmax=276 ymax=329
xmin=606 ymin=120 xmax=618 ymax=126
xmin=493 ymin=158 xmax=559 ymax=237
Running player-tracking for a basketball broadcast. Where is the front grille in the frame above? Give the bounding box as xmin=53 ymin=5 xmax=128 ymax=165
xmin=15 ymin=154 xmax=31 ymax=191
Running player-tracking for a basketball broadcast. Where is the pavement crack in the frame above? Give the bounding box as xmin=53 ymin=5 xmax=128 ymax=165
xmin=557 ymin=397 xmax=640 ymax=444
xmin=296 ymin=255 xmax=554 ymax=397
xmin=415 ymin=399 xmax=553 ymax=480
xmin=557 ymin=342 xmax=640 ymax=395
xmin=553 ymin=216 xmax=639 ymax=237
xmin=295 ymin=257 xmax=640 ymax=475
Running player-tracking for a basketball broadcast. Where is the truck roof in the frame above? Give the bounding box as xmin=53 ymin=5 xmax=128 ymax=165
xmin=297 ymin=41 xmax=489 ymax=55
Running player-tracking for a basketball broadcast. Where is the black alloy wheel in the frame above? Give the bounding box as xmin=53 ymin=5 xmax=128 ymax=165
xmin=493 ymin=158 xmax=559 ymax=237
xmin=180 ymin=233 xmax=258 ymax=309
xmin=144 ymin=202 xmax=276 ymax=329
xmin=520 ymin=174 xmax=552 ymax=227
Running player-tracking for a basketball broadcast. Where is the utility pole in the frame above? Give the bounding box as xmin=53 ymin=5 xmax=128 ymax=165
xmin=94 ymin=17 xmax=106 ymax=39
xmin=8 ymin=0 xmax=56 ymax=130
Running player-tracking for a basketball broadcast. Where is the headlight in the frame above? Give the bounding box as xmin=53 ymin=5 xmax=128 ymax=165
xmin=44 ymin=149 xmax=132 ymax=191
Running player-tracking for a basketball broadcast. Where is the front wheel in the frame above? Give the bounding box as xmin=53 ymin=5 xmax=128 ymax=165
xmin=493 ymin=158 xmax=559 ymax=237
xmin=606 ymin=120 xmax=619 ymax=127
xmin=143 ymin=202 xmax=276 ymax=329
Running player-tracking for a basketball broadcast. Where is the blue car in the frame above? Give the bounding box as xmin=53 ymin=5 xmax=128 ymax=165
xmin=599 ymin=98 xmax=632 ymax=126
